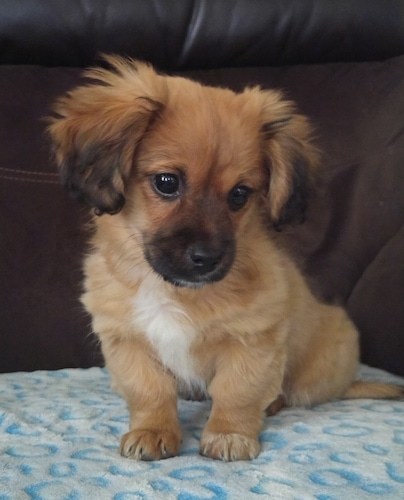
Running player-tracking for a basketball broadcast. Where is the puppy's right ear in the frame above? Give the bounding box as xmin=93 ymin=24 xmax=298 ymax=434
xmin=48 ymin=57 xmax=166 ymax=215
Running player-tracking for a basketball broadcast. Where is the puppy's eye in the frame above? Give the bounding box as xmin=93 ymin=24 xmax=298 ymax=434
xmin=153 ymin=173 xmax=180 ymax=198
xmin=228 ymin=185 xmax=252 ymax=211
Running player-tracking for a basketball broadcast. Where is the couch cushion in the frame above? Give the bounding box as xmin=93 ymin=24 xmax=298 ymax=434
xmin=1 ymin=0 xmax=404 ymax=68
xmin=0 ymin=56 xmax=403 ymax=374
xmin=348 ymin=226 xmax=404 ymax=376
xmin=0 ymin=67 xmax=102 ymax=372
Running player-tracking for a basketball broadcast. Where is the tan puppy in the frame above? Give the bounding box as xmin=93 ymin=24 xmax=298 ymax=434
xmin=48 ymin=56 xmax=403 ymax=462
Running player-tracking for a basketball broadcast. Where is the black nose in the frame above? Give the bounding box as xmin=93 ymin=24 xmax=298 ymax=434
xmin=187 ymin=243 xmax=224 ymax=274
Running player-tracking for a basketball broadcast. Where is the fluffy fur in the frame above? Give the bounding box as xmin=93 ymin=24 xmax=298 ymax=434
xmin=48 ymin=56 xmax=403 ymax=462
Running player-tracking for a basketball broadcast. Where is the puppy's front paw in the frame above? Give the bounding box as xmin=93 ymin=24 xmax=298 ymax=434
xmin=120 ymin=429 xmax=181 ymax=460
xmin=200 ymin=431 xmax=260 ymax=461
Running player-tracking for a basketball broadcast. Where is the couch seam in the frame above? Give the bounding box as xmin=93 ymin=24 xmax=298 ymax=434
xmin=0 ymin=166 xmax=59 ymax=177
xmin=0 ymin=174 xmax=60 ymax=185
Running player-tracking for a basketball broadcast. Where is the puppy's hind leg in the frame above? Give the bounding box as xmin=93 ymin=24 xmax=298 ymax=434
xmin=287 ymin=318 xmax=404 ymax=406
xmin=285 ymin=305 xmax=360 ymax=407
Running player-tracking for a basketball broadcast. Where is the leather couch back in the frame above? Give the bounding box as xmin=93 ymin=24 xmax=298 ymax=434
xmin=1 ymin=0 xmax=404 ymax=69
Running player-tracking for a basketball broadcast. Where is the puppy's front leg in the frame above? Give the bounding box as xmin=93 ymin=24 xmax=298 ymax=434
xmin=200 ymin=339 xmax=285 ymax=461
xmin=102 ymin=336 xmax=181 ymax=460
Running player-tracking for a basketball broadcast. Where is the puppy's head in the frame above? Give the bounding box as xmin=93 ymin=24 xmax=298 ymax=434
xmin=48 ymin=56 xmax=318 ymax=287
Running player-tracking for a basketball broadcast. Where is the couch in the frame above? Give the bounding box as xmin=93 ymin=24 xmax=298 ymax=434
xmin=1 ymin=1 xmax=403 ymax=498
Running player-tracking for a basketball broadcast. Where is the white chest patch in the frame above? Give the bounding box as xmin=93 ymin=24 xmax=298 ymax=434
xmin=132 ymin=274 xmax=204 ymax=390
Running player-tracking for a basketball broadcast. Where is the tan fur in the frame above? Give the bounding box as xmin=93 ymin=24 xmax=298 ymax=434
xmin=48 ymin=57 xmax=403 ymax=462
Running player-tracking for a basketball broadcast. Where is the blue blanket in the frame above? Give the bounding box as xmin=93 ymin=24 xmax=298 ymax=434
xmin=1 ymin=365 xmax=403 ymax=499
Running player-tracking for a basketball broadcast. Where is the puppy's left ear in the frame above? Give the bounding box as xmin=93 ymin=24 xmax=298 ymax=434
xmin=257 ymin=90 xmax=319 ymax=229
xmin=47 ymin=57 xmax=166 ymax=215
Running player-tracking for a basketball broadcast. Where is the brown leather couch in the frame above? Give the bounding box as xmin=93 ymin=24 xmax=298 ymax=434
xmin=1 ymin=0 xmax=403 ymax=375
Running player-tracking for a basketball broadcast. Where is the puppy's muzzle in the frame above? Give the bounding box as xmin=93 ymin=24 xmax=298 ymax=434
xmin=145 ymin=232 xmax=235 ymax=288
xmin=187 ymin=242 xmax=225 ymax=275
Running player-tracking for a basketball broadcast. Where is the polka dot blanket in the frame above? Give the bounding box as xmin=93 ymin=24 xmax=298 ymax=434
xmin=0 ymin=365 xmax=403 ymax=499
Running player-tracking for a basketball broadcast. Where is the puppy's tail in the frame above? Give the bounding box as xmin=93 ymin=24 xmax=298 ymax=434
xmin=342 ymin=380 xmax=404 ymax=400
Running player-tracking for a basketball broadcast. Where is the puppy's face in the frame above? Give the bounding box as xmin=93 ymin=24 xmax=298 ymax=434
xmin=48 ymin=57 xmax=317 ymax=287
xmin=128 ymin=84 xmax=268 ymax=287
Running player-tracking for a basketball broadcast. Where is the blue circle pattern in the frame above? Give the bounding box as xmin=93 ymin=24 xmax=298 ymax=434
xmin=0 ymin=366 xmax=403 ymax=499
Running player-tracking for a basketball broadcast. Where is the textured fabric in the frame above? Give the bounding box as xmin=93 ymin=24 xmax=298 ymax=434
xmin=1 ymin=0 xmax=404 ymax=68
xmin=1 ymin=56 xmax=403 ymax=374
xmin=0 ymin=365 xmax=403 ymax=499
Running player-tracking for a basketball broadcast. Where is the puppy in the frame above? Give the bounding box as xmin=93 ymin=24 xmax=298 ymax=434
xmin=48 ymin=56 xmax=403 ymax=461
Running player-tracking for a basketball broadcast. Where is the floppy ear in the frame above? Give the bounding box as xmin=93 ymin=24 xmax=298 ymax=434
xmin=255 ymin=89 xmax=319 ymax=229
xmin=47 ymin=56 xmax=166 ymax=215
